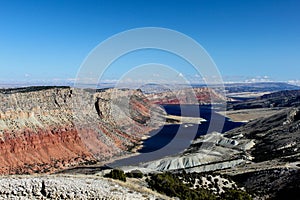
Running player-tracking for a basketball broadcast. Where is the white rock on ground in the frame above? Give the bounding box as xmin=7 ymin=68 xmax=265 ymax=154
xmin=0 ymin=175 xmax=162 ymax=200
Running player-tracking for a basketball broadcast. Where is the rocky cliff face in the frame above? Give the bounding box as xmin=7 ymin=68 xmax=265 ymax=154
xmin=146 ymin=87 xmax=227 ymax=105
xmin=0 ymin=86 xmax=165 ymax=174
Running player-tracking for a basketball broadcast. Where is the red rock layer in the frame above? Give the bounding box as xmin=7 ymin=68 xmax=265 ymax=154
xmin=0 ymin=127 xmax=94 ymax=174
xmin=0 ymin=87 xmax=164 ymax=174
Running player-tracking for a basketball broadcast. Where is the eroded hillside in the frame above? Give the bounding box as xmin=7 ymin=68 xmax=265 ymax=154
xmin=137 ymin=102 xmax=300 ymax=199
xmin=0 ymin=86 xmax=165 ymax=174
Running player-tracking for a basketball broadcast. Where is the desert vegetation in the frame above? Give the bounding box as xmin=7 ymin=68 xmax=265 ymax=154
xmin=146 ymin=172 xmax=252 ymax=200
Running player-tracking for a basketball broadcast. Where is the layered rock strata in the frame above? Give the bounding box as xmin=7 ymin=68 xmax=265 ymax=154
xmin=147 ymin=87 xmax=227 ymax=105
xmin=0 ymin=86 xmax=165 ymax=174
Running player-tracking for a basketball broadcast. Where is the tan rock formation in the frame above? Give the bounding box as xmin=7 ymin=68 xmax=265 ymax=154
xmin=0 ymin=87 xmax=164 ymax=174
xmin=147 ymin=87 xmax=226 ymax=105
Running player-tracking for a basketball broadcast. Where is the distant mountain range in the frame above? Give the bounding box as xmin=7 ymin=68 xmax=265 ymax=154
xmin=227 ymin=89 xmax=300 ymax=110
xmin=1 ymin=81 xmax=299 ymax=92
xmin=141 ymin=82 xmax=300 ymax=94
xmin=223 ymin=82 xmax=300 ymax=93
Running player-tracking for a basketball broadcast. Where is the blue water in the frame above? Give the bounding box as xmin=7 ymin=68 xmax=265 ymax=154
xmin=139 ymin=104 xmax=243 ymax=153
xmin=109 ymin=104 xmax=243 ymax=167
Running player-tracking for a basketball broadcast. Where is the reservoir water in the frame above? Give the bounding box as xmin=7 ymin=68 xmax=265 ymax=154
xmin=109 ymin=104 xmax=244 ymax=167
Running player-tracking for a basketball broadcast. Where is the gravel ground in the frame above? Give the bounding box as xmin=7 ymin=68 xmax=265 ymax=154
xmin=0 ymin=175 xmax=162 ymax=200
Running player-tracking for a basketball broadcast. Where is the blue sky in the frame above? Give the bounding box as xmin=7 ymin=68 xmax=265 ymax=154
xmin=0 ymin=0 xmax=299 ymax=84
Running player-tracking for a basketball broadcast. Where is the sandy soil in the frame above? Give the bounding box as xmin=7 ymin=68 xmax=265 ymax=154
xmin=166 ymin=114 xmax=206 ymax=124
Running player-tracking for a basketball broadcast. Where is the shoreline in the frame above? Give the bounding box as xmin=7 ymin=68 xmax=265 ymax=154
xmin=58 ymin=129 xmax=159 ymax=174
xmin=59 ymin=104 xmax=240 ymax=174
xmin=165 ymin=114 xmax=206 ymax=124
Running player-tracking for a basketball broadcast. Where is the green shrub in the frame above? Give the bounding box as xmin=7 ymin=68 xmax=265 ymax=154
xmin=146 ymin=172 xmax=217 ymax=200
xmin=221 ymin=189 xmax=252 ymax=200
xmin=146 ymin=172 xmax=253 ymax=200
xmin=126 ymin=170 xmax=143 ymax=179
xmin=104 ymin=169 xmax=126 ymax=182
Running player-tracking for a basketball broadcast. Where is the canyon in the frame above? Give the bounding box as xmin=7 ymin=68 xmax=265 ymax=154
xmin=2 ymin=85 xmax=300 ymax=199
xmin=0 ymin=86 xmax=221 ymax=175
xmin=0 ymin=86 xmax=162 ymax=174
xmin=113 ymin=89 xmax=300 ymax=199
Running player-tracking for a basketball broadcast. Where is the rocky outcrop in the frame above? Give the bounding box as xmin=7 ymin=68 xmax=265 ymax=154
xmin=140 ymin=132 xmax=254 ymax=172
xmin=0 ymin=127 xmax=93 ymax=174
xmin=0 ymin=87 xmax=165 ymax=174
xmin=285 ymin=107 xmax=300 ymax=124
xmin=0 ymin=175 xmax=163 ymax=199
